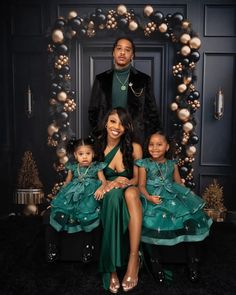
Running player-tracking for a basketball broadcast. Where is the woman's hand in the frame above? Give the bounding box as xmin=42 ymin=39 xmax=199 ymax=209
xmin=147 ymin=195 xmax=162 ymax=205
xmin=115 ymin=176 xmax=130 ymax=188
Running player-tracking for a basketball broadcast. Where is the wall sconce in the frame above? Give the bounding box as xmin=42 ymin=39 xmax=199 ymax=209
xmin=214 ymin=89 xmax=224 ymax=120
xmin=26 ymin=85 xmax=33 ymax=118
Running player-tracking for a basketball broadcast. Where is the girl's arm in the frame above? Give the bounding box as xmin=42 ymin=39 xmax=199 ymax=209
xmin=138 ymin=166 xmax=161 ymax=205
xmin=173 ymin=164 xmax=184 ymax=185
xmin=94 ymin=170 xmax=107 ymax=200
xmin=64 ymin=170 xmax=73 ymax=185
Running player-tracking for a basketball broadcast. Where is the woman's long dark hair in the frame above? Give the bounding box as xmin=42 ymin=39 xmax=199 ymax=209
xmin=94 ymin=107 xmax=134 ymax=172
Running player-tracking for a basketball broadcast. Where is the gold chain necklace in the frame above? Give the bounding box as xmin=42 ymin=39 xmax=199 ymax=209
xmin=115 ymin=72 xmax=130 ymax=91
xmin=77 ymin=164 xmax=91 ymax=180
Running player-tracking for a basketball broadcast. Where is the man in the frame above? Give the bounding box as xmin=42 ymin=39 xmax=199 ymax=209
xmin=88 ymin=36 xmax=161 ymax=144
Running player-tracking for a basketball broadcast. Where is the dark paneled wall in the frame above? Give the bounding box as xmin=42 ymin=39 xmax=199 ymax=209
xmin=1 ymin=0 xmax=236 ymax=215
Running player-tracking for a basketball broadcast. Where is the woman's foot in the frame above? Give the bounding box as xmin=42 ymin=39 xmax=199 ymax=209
xmin=109 ymin=272 xmax=120 ymax=294
xmin=122 ymin=252 xmax=140 ymax=292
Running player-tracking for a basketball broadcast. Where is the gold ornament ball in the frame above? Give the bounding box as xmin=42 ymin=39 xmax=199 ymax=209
xmin=182 ymin=20 xmax=190 ymax=29
xmin=170 ymin=102 xmax=179 ymax=111
xmin=189 ymin=37 xmax=201 ymax=49
xmin=183 ymin=122 xmax=193 ymax=132
xmin=59 ymin=155 xmax=69 ymax=165
xmin=144 ymin=5 xmax=154 ymax=17
xmin=129 ymin=20 xmax=138 ymax=31
xmin=180 ymin=33 xmax=191 ymax=44
xmin=159 ymin=23 xmax=168 ymax=33
xmin=177 ymin=108 xmax=190 ymax=122
xmin=56 ymin=147 xmax=67 ymax=158
xmin=180 ymin=45 xmax=191 ymax=56
xmin=23 ymin=204 xmax=38 ymax=216
xmin=57 ymin=91 xmax=67 ymax=102
xmin=177 ymin=83 xmax=187 ymax=93
xmin=48 ymin=123 xmax=59 ymax=136
xmin=186 ymin=145 xmax=197 ymax=157
xmin=68 ymin=11 xmax=78 ymax=20
xmin=117 ymin=4 xmax=127 ymax=15
xmin=52 ymin=29 xmax=64 ymax=43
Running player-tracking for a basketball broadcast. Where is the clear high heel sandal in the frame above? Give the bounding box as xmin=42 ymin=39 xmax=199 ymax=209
xmin=109 ymin=272 xmax=120 ymax=294
xmin=122 ymin=252 xmax=142 ymax=292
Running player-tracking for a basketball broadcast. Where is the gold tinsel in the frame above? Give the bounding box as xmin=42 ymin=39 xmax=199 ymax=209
xmin=17 ymin=151 xmax=43 ymax=189
xmin=202 ymin=179 xmax=226 ymax=212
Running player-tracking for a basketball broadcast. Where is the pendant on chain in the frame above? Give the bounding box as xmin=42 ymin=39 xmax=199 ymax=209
xmin=121 ymin=85 xmax=126 ymax=91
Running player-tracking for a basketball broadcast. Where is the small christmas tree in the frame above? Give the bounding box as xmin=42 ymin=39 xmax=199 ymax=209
xmin=202 ymin=179 xmax=226 ymax=212
xmin=17 ymin=151 xmax=43 ymax=189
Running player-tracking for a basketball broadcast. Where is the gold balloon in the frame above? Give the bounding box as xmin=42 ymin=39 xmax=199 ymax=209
xmin=129 ymin=20 xmax=138 ymax=31
xmin=177 ymin=83 xmax=187 ymax=93
xmin=186 ymin=145 xmax=197 ymax=157
xmin=52 ymin=29 xmax=64 ymax=43
xmin=180 ymin=33 xmax=191 ymax=44
xmin=23 ymin=204 xmax=38 ymax=216
xmin=170 ymin=102 xmax=179 ymax=111
xmin=56 ymin=147 xmax=67 ymax=158
xmin=182 ymin=20 xmax=190 ymax=29
xmin=183 ymin=122 xmax=193 ymax=132
xmin=48 ymin=123 xmax=59 ymax=136
xmin=59 ymin=155 xmax=69 ymax=165
xmin=57 ymin=91 xmax=67 ymax=102
xmin=159 ymin=23 xmax=168 ymax=33
xmin=144 ymin=5 xmax=154 ymax=16
xmin=189 ymin=37 xmax=201 ymax=49
xmin=180 ymin=45 xmax=191 ymax=56
xmin=68 ymin=11 xmax=78 ymax=20
xmin=177 ymin=108 xmax=190 ymax=122
xmin=117 ymin=4 xmax=127 ymax=15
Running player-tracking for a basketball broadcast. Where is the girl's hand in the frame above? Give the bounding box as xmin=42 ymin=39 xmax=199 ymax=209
xmin=147 ymin=195 xmax=162 ymax=205
xmin=94 ymin=188 xmax=104 ymax=200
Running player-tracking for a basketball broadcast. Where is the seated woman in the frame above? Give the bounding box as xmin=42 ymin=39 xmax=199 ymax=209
xmin=94 ymin=107 xmax=143 ymax=293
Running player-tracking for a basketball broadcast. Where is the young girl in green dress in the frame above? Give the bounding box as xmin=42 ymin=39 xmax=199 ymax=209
xmin=50 ymin=138 xmax=107 ymax=234
xmin=136 ymin=131 xmax=212 ymax=284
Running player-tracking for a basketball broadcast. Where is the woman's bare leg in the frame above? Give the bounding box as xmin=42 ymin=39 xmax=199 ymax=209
xmin=122 ymin=186 xmax=142 ymax=291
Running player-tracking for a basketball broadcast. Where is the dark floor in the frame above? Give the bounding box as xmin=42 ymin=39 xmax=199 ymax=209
xmin=0 ymin=215 xmax=236 ymax=295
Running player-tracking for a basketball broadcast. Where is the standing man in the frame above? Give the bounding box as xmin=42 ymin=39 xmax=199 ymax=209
xmin=88 ymin=36 xmax=161 ymax=145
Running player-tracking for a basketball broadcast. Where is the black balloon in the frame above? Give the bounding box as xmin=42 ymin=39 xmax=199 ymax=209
xmin=180 ymin=166 xmax=188 ymax=177
xmin=56 ymin=44 xmax=68 ymax=55
xmin=70 ymin=17 xmax=82 ymax=31
xmin=190 ymin=51 xmax=200 ymax=62
xmin=171 ymin=12 xmax=184 ymax=24
xmin=151 ymin=11 xmax=164 ymax=24
xmin=189 ymin=134 xmax=199 ymax=144
xmin=175 ymin=73 xmax=183 ymax=83
xmin=182 ymin=58 xmax=190 ymax=66
xmin=54 ymin=19 xmax=66 ymax=29
xmin=51 ymin=83 xmax=62 ymax=93
xmin=97 ymin=13 xmax=106 ymax=25
xmin=60 ymin=65 xmax=70 ymax=74
xmin=60 ymin=112 xmax=69 ymax=121
xmin=117 ymin=17 xmax=128 ymax=29
xmin=52 ymin=132 xmax=61 ymax=141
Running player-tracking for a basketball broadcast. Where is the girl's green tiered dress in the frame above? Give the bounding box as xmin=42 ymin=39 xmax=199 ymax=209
xmin=50 ymin=161 xmax=106 ymax=234
xmin=135 ymin=158 xmax=212 ymax=246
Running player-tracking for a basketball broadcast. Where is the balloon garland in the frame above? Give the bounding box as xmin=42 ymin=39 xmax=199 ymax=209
xmin=47 ymin=4 xmax=201 ymax=198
